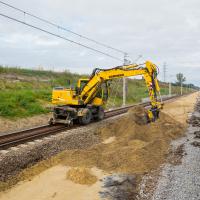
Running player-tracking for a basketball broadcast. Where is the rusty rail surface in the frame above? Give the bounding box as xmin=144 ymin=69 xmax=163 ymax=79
xmin=0 ymin=94 xmax=191 ymax=149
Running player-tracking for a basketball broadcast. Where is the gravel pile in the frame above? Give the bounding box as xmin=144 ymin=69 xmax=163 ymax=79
xmin=194 ymin=131 xmax=200 ymax=138
xmin=191 ymin=140 xmax=200 ymax=147
xmin=152 ymin=95 xmax=200 ymax=200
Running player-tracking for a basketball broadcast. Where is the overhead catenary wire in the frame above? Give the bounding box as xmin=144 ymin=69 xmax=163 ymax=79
xmin=0 ymin=1 xmax=137 ymax=109
xmin=0 ymin=0 xmax=127 ymax=55
xmin=0 ymin=13 xmax=123 ymax=61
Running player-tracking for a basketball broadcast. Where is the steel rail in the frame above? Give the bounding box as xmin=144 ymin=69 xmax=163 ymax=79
xmin=0 ymin=94 xmax=192 ymax=149
xmin=0 ymin=103 xmax=149 ymax=149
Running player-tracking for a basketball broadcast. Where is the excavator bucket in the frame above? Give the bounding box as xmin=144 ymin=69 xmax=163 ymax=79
xmin=128 ymin=106 xmax=160 ymax=125
xmin=146 ymin=107 xmax=160 ymax=123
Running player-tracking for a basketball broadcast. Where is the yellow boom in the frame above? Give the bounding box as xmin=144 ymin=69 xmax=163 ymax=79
xmin=50 ymin=61 xmax=163 ymax=125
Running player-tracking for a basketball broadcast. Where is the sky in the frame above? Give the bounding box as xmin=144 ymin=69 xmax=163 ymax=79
xmin=0 ymin=0 xmax=200 ymax=85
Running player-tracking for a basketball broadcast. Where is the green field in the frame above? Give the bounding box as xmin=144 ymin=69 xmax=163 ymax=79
xmin=0 ymin=66 xmax=195 ymax=119
xmin=106 ymin=79 xmax=192 ymax=108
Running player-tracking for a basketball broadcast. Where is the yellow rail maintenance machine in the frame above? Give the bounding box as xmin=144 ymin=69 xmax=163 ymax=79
xmin=49 ymin=61 xmax=163 ymax=126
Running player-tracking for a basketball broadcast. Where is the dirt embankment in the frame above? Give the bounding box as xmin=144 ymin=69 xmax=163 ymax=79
xmin=58 ymin=106 xmax=185 ymax=174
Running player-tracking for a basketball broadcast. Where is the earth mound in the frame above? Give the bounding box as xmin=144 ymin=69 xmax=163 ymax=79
xmin=61 ymin=106 xmax=185 ymax=174
xmin=66 ymin=167 xmax=97 ymax=185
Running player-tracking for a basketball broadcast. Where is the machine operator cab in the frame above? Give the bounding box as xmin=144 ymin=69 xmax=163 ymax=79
xmin=52 ymin=79 xmax=109 ymax=106
xmin=50 ymin=78 xmax=109 ymax=126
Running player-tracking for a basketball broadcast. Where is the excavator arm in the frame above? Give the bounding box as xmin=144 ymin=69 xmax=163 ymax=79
xmin=79 ymin=61 xmax=162 ymax=121
xmin=50 ymin=61 xmax=163 ymax=125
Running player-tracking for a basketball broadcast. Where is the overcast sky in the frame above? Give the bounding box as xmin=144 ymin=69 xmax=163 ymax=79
xmin=0 ymin=0 xmax=200 ymax=85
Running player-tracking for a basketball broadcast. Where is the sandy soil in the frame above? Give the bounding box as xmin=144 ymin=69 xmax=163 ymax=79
xmin=0 ymin=166 xmax=105 ymax=200
xmin=162 ymin=93 xmax=198 ymax=125
xmin=0 ymin=93 xmax=198 ymax=200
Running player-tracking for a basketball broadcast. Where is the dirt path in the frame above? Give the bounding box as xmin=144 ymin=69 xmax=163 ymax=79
xmin=0 ymin=93 xmax=198 ymax=200
xmin=162 ymin=93 xmax=198 ymax=125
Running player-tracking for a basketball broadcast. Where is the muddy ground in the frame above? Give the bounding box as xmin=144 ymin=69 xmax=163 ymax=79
xmin=0 ymin=92 xmax=198 ymax=200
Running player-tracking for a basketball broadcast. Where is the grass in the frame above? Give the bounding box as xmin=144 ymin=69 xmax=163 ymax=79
xmin=0 ymin=65 xmax=196 ymax=119
xmin=0 ymin=66 xmax=84 ymax=119
xmin=106 ymin=79 xmax=193 ymax=108
xmin=0 ymin=90 xmax=50 ymax=118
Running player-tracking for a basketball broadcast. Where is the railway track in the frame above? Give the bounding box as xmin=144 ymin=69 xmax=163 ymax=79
xmin=0 ymin=94 xmax=191 ymax=150
xmin=0 ymin=103 xmax=150 ymax=150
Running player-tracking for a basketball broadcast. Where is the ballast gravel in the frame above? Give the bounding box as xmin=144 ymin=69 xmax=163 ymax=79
xmin=0 ymin=126 xmax=100 ymax=181
xmin=0 ymin=115 xmax=123 ymax=182
xmin=152 ymin=98 xmax=200 ymax=200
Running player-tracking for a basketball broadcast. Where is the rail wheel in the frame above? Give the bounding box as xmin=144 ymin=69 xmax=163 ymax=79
xmin=48 ymin=117 xmax=54 ymax=125
xmin=96 ymin=106 xmax=105 ymax=120
xmin=78 ymin=109 xmax=92 ymax=125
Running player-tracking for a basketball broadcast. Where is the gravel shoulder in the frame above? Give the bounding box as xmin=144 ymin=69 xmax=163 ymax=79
xmin=152 ymin=126 xmax=200 ymax=200
xmin=152 ymin=93 xmax=200 ymax=200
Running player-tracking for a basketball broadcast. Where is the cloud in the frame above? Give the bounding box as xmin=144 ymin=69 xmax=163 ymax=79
xmin=0 ymin=0 xmax=200 ymax=85
xmin=0 ymin=33 xmax=60 ymax=47
xmin=79 ymin=51 xmax=87 ymax=57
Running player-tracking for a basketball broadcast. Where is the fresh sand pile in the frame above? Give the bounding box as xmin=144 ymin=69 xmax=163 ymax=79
xmin=66 ymin=167 xmax=97 ymax=185
xmin=60 ymin=106 xmax=185 ymax=174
